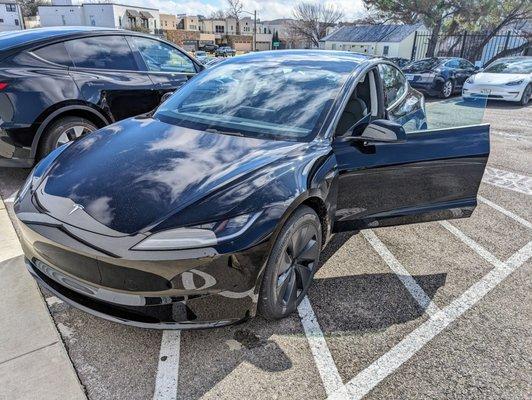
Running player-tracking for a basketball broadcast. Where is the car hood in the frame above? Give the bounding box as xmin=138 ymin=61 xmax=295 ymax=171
xmin=37 ymin=117 xmax=305 ymax=235
xmin=471 ymin=72 xmax=530 ymax=85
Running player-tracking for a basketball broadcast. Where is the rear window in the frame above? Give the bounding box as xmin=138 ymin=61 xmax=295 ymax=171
xmin=32 ymin=42 xmax=73 ymax=67
xmin=65 ymin=36 xmax=137 ymax=71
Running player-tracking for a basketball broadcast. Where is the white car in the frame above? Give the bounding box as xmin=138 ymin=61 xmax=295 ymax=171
xmin=462 ymin=56 xmax=532 ymax=105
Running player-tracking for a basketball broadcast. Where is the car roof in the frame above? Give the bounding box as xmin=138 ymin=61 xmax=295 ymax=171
xmin=0 ymin=27 xmax=125 ymax=51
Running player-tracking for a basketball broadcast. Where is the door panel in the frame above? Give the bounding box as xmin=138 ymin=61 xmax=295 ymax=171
xmin=333 ymin=124 xmax=490 ymax=231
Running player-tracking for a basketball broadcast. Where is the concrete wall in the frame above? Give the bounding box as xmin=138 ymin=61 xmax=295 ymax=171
xmin=38 ymin=5 xmax=84 ymax=27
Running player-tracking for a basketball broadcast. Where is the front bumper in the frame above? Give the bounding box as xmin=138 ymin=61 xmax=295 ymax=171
xmin=462 ymin=84 xmax=525 ymax=102
xmin=0 ymin=129 xmax=33 ymax=168
xmin=17 ymin=217 xmax=271 ymax=329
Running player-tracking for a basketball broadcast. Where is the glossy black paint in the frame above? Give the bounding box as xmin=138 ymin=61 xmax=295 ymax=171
xmin=15 ymin=51 xmax=490 ymax=329
xmin=403 ymin=57 xmax=476 ymax=97
xmin=0 ymin=27 xmax=201 ymax=167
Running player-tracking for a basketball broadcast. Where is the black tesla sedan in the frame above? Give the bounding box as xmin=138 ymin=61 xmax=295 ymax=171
xmin=15 ymin=51 xmax=490 ymax=329
xmin=0 ymin=27 xmax=202 ymax=167
xmin=402 ymin=57 xmax=477 ymax=98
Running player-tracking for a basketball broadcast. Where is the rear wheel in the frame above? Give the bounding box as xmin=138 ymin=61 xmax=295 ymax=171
xmin=520 ymin=84 xmax=531 ymax=106
xmin=439 ymin=79 xmax=454 ymax=98
xmin=258 ymin=206 xmax=322 ymax=320
xmin=39 ymin=116 xmax=97 ymax=159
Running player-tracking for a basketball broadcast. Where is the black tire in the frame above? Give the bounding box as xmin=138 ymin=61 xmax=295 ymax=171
xmin=439 ymin=79 xmax=454 ymax=99
xmin=520 ymin=84 xmax=531 ymax=106
xmin=258 ymin=206 xmax=322 ymax=320
xmin=39 ymin=116 xmax=97 ymax=159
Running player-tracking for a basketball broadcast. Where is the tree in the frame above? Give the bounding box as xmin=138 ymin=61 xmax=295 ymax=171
xmin=210 ymin=10 xmax=227 ymax=20
xmin=18 ymin=0 xmax=47 ymax=18
xmin=226 ymin=0 xmax=243 ymax=35
xmin=290 ymin=2 xmax=344 ymax=48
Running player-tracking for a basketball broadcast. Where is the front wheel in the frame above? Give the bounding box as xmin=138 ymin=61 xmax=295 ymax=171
xmin=439 ymin=79 xmax=454 ymax=99
xmin=39 ymin=116 xmax=97 ymax=159
xmin=258 ymin=206 xmax=322 ymax=320
xmin=520 ymin=84 xmax=531 ymax=106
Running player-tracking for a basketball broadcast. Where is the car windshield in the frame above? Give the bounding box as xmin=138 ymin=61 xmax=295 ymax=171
xmin=155 ymin=55 xmax=357 ymax=141
xmin=404 ymin=58 xmax=442 ymax=71
xmin=484 ymin=58 xmax=532 ymax=74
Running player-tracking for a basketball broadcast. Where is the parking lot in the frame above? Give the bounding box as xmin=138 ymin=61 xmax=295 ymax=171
xmin=0 ymin=97 xmax=530 ymax=400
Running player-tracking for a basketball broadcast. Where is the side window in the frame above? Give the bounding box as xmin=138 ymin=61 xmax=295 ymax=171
xmin=446 ymin=59 xmax=460 ymax=68
xmin=32 ymin=42 xmax=73 ymax=67
xmin=378 ymin=64 xmax=407 ymax=107
xmin=129 ymin=37 xmax=196 ymax=74
xmin=459 ymin=59 xmax=473 ymax=69
xmin=65 ymin=36 xmax=137 ymax=71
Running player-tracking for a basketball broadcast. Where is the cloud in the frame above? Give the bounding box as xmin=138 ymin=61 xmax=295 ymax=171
xmin=123 ymin=0 xmax=366 ymax=20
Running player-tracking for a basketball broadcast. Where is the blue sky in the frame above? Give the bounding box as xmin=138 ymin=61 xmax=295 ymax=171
xmin=130 ymin=0 xmax=366 ymax=21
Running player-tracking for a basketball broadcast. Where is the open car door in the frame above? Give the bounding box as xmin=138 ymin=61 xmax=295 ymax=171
xmin=333 ymin=68 xmax=490 ymax=232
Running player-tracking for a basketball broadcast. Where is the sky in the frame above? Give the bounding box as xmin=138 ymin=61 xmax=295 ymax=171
xmin=123 ymin=0 xmax=367 ymax=21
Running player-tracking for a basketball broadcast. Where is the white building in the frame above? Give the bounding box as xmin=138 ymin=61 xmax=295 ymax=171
xmin=320 ymin=23 xmax=428 ymax=59
xmin=38 ymin=0 xmax=160 ymax=34
xmin=0 ymin=0 xmax=23 ymax=31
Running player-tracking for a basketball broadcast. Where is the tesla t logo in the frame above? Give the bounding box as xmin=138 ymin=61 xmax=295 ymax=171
xmin=68 ymin=204 xmax=84 ymax=215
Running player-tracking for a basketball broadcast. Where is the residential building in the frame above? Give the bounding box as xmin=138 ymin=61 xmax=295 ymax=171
xmin=159 ymin=13 xmax=177 ymax=30
xmin=38 ymin=0 xmax=160 ymax=34
xmin=320 ymin=23 xmax=428 ymax=59
xmin=177 ymin=15 xmax=200 ymax=31
xmin=0 ymin=0 xmax=23 ymax=31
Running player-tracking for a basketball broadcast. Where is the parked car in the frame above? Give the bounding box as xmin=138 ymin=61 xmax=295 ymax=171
xmin=402 ymin=57 xmax=477 ymax=98
xmin=204 ymin=57 xmax=225 ymax=68
xmin=462 ymin=56 xmax=532 ymax=105
xmin=200 ymin=43 xmax=218 ymax=53
xmin=0 ymin=27 xmax=202 ymax=167
xmin=194 ymin=50 xmax=209 ymax=63
xmin=15 ymin=50 xmax=488 ymax=329
xmin=215 ymin=46 xmax=236 ymax=57
xmin=387 ymin=57 xmax=410 ymax=68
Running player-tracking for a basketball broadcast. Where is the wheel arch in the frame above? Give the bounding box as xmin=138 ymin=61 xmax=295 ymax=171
xmin=30 ymin=103 xmax=111 ymax=159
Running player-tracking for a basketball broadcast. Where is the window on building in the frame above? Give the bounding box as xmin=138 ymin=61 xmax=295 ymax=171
xmin=215 ymin=25 xmax=224 ymax=33
xmin=89 ymin=15 xmax=96 ymax=26
xmin=6 ymin=4 xmax=16 ymax=12
xmin=0 ymin=19 xmax=4 ymax=23
xmin=33 ymin=42 xmax=73 ymax=67
xmin=129 ymin=36 xmax=196 ymax=74
xmin=383 ymin=45 xmax=389 ymax=56
xmin=164 ymin=20 xmax=167 ymax=26
xmin=14 ymin=18 xmax=19 ymax=26
xmin=65 ymin=36 xmax=137 ymax=71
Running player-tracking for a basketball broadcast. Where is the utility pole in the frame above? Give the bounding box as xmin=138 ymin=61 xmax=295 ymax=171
xmin=253 ymin=10 xmax=257 ymax=51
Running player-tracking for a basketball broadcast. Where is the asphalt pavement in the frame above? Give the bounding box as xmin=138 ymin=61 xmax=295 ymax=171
xmin=0 ymin=97 xmax=530 ymax=400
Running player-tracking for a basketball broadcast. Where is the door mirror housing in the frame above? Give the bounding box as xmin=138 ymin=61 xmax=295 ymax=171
xmin=348 ymin=119 xmax=406 ymax=143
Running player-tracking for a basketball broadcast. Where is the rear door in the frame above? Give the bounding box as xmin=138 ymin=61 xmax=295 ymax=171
xmin=333 ymin=69 xmax=489 ymax=231
xmin=65 ymin=35 xmax=159 ymax=121
xmin=127 ymin=36 xmax=197 ymax=102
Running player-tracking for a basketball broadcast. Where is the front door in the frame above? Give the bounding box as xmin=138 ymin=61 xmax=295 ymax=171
xmin=65 ymin=35 xmax=159 ymax=121
xmin=127 ymin=36 xmax=198 ymax=103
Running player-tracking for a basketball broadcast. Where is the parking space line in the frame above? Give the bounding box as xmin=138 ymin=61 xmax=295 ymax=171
xmin=153 ymin=330 xmax=181 ymax=400
xmin=297 ymin=296 xmax=347 ymax=398
xmin=478 ymin=195 xmax=532 ymax=230
xmin=362 ymin=230 xmax=441 ymax=316
xmin=4 ymin=191 xmax=17 ymax=203
xmin=328 ymin=236 xmax=532 ymax=400
xmin=482 ymin=167 xmax=532 ymax=196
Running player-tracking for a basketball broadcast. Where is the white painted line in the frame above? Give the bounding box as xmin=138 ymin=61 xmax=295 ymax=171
xmin=4 ymin=191 xmax=17 ymax=203
xmin=153 ymin=330 xmax=181 ymax=400
xmin=297 ymin=296 xmax=347 ymax=399
xmin=492 ymin=131 xmax=531 ymax=142
xmin=45 ymin=296 xmax=64 ymax=307
xmin=361 ymin=230 xmax=441 ymax=316
xmin=329 ymin=238 xmax=532 ymax=400
xmin=482 ymin=167 xmax=532 ymax=196
xmin=478 ymin=195 xmax=532 ymax=230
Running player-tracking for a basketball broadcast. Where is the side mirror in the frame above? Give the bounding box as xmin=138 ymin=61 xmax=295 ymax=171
xmin=348 ymin=120 xmax=406 ymax=144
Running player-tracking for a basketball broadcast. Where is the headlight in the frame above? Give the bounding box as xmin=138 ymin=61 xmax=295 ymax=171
xmin=15 ymin=142 xmax=72 ymax=203
xmin=506 ymin=80 xmax=523 ymax=86
xmin=132 ymin=211 xmax=262 ymax=250
xmin=465 ymin=76 xmax=475 ymax=84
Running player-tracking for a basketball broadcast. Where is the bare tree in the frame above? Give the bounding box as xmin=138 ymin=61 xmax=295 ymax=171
xmin=226 ymin=0 xmax=244 ymax=35
xmin=210 ymin=10 xmax=227 ymax=20
xmin=290 ymin=2 xmax=344 ymax=48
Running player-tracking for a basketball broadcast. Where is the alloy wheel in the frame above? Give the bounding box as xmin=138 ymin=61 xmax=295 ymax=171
xmin=275 ymin=222 xmax=320 ymax=309
xmin=443 ymin=80 xmax=453 ymax=98
xmin=55 ymin=125 xmax=92 ymax=148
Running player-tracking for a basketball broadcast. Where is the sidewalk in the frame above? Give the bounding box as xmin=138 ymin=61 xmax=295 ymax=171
xmin=0 ymin=197 xmax=86 ymax=400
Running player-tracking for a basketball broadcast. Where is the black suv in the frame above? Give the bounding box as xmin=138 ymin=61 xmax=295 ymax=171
xmin=0 ymin=27 xmax=202 ymax=167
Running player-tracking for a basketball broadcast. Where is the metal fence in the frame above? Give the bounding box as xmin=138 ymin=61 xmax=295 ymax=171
xmin=411 ymin=31 xmax=530 ymax=66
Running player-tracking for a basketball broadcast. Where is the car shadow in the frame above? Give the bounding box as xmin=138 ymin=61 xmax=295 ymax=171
xmin=176 ymin=231 xmax=447 ymax=399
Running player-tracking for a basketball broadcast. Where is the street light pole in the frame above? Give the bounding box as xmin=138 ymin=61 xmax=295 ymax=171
xmin=253 ymin=10 xmax=257 ymax=52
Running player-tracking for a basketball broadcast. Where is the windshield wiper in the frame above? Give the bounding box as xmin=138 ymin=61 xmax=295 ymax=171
xmin=205 ymin=128 xmax=244 ymax=137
